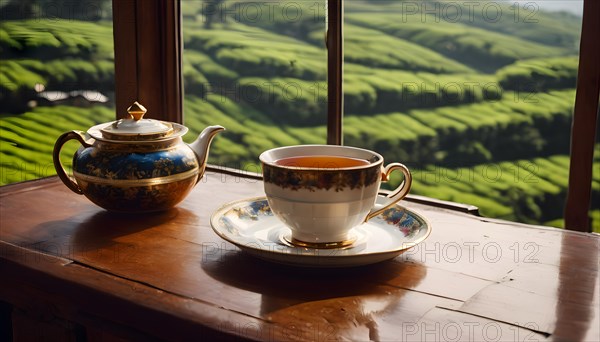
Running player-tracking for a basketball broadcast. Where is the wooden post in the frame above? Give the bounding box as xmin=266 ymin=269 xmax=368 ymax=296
xmin=327 ymin=0 xmax=343 ymax=145
xmin=112 ymin=0 xmax=182 ymax=122
xmin=565 ymin=0 xmax=600 ymax=232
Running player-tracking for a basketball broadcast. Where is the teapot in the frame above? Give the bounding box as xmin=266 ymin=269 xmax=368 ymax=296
xmin=53 ymin=102 xmax=224 ymax=212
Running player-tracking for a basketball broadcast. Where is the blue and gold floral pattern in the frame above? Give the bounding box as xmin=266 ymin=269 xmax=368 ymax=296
xmin=231 ymin=199 xmax=273 ymax=220
xmin=53 ymin=109 xmax=224 ymax=213
xmin=379 ymin=208 xmax=421 ymax=238
xmin=74 ymin=146 xmax=198 ymax=180
xmin=227 ymin=199 xmax=423 ymax=236
xmin=262 ymin=164 xmax=380 ymax=191
xmin=212 ymin=196 xmax=431 ymax=267
xmin=78 ymin=178 xmax=196 ymax=212
xmin=70 ymin=139 xmax=200 ymax=212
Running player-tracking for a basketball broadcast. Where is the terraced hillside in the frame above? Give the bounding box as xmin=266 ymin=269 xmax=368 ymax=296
xmin=389 ymin=153 xmax=600 ymax=227
xmin=0 ymin=106 xmax=114 ymax=184
xmin=1 ymin=0 xmax=597 ymax=231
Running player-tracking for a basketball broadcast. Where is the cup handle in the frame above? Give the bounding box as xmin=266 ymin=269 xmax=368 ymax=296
xmin=52 ymin=130 xmax=91 ymax=195
xmin=365 ymin=163 xmax=412 ymax=222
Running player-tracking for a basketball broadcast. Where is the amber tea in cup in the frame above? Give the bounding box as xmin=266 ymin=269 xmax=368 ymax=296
xmin=274 ymin=155 xmax=371 ymax=168
xmin=260 ymin=145 xmax=412 ymax=249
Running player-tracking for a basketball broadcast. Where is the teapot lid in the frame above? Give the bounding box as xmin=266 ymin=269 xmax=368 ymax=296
xmin=99 ymin=102 xmax=174 ymax=141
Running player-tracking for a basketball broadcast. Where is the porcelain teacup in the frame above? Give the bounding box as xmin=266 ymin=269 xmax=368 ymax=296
xmin=259 ymin=145 xmax=412 ymax=248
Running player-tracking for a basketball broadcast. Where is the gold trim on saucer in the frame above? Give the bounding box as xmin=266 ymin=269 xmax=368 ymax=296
xmin=209 ymin=196 xmax=432 ymax=267
xmin=284 ymin=236 xmax=357 ymax=249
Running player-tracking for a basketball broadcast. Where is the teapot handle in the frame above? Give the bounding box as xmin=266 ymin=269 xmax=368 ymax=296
xmin=52 ymin=130 xmax=91 ymax=194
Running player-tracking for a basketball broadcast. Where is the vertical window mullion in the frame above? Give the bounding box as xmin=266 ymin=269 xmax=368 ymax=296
xmin=565 ymin=0 xmax=600 ymax=232
xmin=327 ymin=0 xmax=343 ymax=145
xmin=112 ymin=0 xmax=183 ymax=123
xmin=112 ymin=0 xmax=137 ymax=120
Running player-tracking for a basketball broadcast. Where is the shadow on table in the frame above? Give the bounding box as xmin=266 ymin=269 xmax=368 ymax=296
xmin=201 ymin=250 xmax=426 ymax=318
xmin=71 ymin=208 xmax=184 ymax=247
xmin=31 ymin=208 xmax=187 ymax=260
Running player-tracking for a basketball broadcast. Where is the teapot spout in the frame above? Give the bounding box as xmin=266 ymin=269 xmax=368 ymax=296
xmin=188 ymin=125 xmax=225 ymax=170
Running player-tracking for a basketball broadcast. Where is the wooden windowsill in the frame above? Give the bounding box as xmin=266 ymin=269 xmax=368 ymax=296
xmin=0 ymin=172 xmax=598 ymax=341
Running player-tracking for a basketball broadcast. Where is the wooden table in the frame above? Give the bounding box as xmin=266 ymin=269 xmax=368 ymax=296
xmin=1 ymin=172 xmax=598 ymax=341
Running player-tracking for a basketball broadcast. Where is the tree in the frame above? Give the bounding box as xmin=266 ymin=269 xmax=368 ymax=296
xmin=0 ymin=0 xmax=111 ymax=21
xmin=201 ymin=0 xmax=226 ymax=29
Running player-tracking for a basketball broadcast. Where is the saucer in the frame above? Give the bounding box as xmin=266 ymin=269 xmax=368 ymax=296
xmin=209 ymin=196 xmax=431 ymax=267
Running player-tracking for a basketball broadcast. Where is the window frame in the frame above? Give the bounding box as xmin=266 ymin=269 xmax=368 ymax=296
xmin=112 ymin=0 xmax=182 ymax=122
xmin=112 ymin=0 xmax=343 ymax=139
xmin=326 ymin=0 xmax=343 ymax=145
xmin=565 ymin=0 xmax=600 ymax=232
xmin=112 ymin=0 xmax=599 ymax=232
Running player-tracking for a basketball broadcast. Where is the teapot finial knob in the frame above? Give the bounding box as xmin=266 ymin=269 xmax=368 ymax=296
xmin=127 ymin=101 xmax=147 ymax=121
